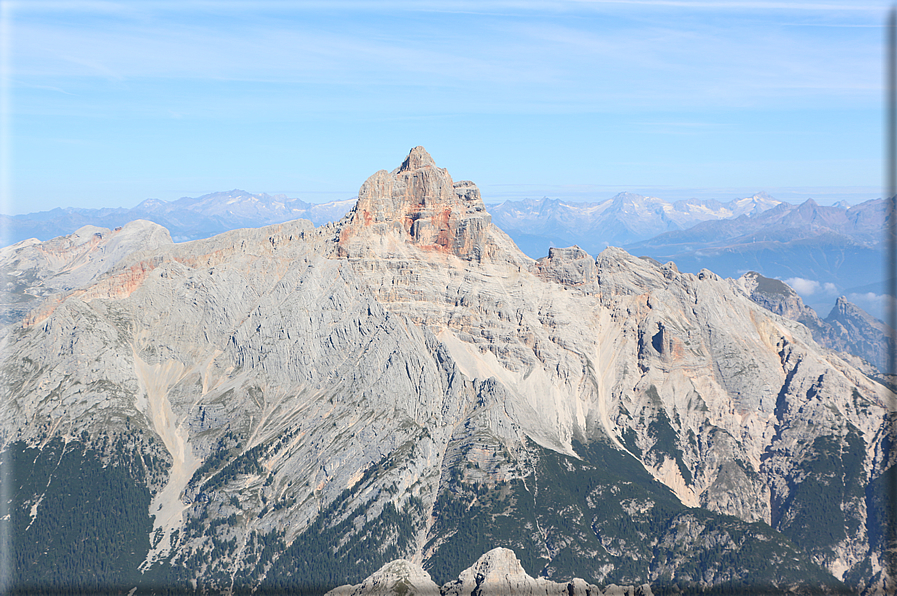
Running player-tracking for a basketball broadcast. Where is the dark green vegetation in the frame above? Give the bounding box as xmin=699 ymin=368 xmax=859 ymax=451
xmin=770 ymin=428 xmax=866 ymax=569
xmin=424 ymin=437 xmax=843 ymax=594
xmin=751 ymin=272 xmax=792 ymax=296
xmin=843 ymin=421 xmax=897 ymax=592
xmin=2 ymin=435 xmax=156 ymax=595
xmin=0 ymin=423 xmax=860 ymax=595
xmin=261 ymin=454 xmax=426 ymax=595
xmin=152 ymin=437 xmax=429 ymax=595
xmin=260 ymin=494 xmax=423 ymax=595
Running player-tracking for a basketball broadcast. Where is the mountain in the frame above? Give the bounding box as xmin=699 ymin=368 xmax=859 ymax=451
xmin=1 ymin=147 xmax=895 ymax=595
xmin=6 ymin=190 xmax=881 ymax=316
xmin=1 ymin=190 xmax=356 ymax=244
xmin=630 ymin=198 xmax=884 ymax=251
xmin=626 ymin=199 xmax=887 ymax=313
xmin=0 ymin=220 xmax=174 ymax=326
xmin=486 ymin=192 xmax=781 ymax=258
xmin=4 ymin=190 xmax=780 ymax=259
xmin=327 ymin=547 xmax=653 ymax=596
xmin=736 ymin=271 xmax=894 ymax=376
xmin=825 ymin=296 xmax=895 ymax=376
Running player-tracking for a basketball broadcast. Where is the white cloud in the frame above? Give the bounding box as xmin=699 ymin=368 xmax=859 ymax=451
xmin=8 ymin=0 xmax=884 ymax=112
xmin=784 ymin=277 xmax=840 ymax=298
xmin=784 ymin=276 xmax=820 ymax=296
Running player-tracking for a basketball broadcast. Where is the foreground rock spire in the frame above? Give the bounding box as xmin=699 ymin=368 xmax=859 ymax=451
xmin=327 ymin=547 xmax=652 ymax=596
xmin=337 ymin=146 xmax=492 ymax=260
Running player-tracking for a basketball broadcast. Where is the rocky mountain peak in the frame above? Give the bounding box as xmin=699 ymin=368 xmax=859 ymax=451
xmin=831 ymin=295 xmax=862 ymax=316
xmin=337 ymin=146 xmax=492 ymax=261
xmin=535 ymin=245 xmax=596 ymax=286
xmin=396 ymin=145 xmax=437 ymax=173
xmin=736 ymin=271 xmax=825 ymax=330
xmin=440 ymin=548 xmax=608 ymax=596
xmin=460 ymin=547 xmax=526 ymax=579
xmin=326 ymin=559 xmax=440 ymax=596
xmin=737 ymin=273 xmax=895 ymax=374
xmin=328 ymin=548 xmax=649 ymax=596
xmin=794 ymin=197 xmax=821 ymax=218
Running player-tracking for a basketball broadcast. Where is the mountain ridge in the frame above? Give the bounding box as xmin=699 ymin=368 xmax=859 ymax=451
xmin=1 ymin=190 xmax=354 ymax=244
xmin=485 ymin=191 xmax=783 ymax=257
xmin=5 ymin=180 xmax=881 ymax=319
xmin=326 ymin=547 xmax=654 ymax=596
xmin=1 ymin=147 xmax=894 ymax=595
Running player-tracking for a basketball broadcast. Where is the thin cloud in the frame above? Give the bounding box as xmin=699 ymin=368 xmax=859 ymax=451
xmin=13 ymin=1 xmax=891 ymax=12
xmin=11 ymin=5 xmax=879 ymax=114
xmin=568 ymin=0 xmax=885 ymax=9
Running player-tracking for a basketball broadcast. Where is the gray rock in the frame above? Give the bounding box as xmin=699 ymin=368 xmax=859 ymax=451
xmin=738 ymin=271 xmax=894 ymax=375
xmin=327 ymin=559 xmax=441 ymax=596
xmin=2 ymin=147 xmax=893 ymax=595
xmin=439 ymin=548 xmax=598 ymax=596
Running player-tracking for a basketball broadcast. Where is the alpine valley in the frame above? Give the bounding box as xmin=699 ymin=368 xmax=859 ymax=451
xmin=1 ymin=148 xmax=895 ymax=595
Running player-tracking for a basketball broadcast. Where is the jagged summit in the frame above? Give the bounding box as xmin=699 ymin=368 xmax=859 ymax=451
xmin=337 ymin=146 xmax=493 ymax=261
xmin=327 ymin=548 xmax=645 ymax=596
xmin=395 ymin=145 xmax=437 ymax=173
xmin=327 ymin=558 xmax=440 ymax=596
xmin=4 ymin=147 xmax=895 ymax=595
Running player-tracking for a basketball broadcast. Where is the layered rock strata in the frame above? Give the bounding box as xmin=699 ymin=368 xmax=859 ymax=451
xmin=2 ymin=148 xmax=894 ymax=595
xmin=336 ymin=146 xmax=493 ymax=262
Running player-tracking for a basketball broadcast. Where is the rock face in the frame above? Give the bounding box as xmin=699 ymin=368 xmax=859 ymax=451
xmin=329 ymin=548 xmax=648 ymax=596
xmin=535 ymin=246 xmax=597 ymax=286
xmin=0 ymin=219 xmax=172 ymax=325
xmin=825 ymin=295 xmax=894 ymax=375
xmin=1 ymin=147 xmax=894 ymax=596
xmin=337 ymin=146 xmax=492 ymax=261
xmin=738 ymin=271 xmax=894 ymax=375
xmin=736 ymin=270 xmax=829 ymax=337
xmin=442 ymin=547 xmax=564 ymax=596
xmin=327 ymin=559 xmax=441 ymax=596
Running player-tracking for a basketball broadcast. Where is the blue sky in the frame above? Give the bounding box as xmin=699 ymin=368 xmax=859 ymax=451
xmin=1 ymin=0 xmax=891 ymax=214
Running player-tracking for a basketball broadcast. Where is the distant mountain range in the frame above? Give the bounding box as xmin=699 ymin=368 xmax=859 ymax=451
xmin=486 ymin=191 xmax=782 ymax=257
xmin=3 ymin=189 xmax=887 ymax=318
xmin=3 ymin=190 xmax=781 ymax=250
xmin=1 ymin=190 xmax=356 ymax=244
xmin=626 ymin=197 xmax=887 ymax=317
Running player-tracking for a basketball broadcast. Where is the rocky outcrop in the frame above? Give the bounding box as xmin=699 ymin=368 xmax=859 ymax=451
xmin=535 ymin=246 xmax=596 ymax=287
xmin=738 ymin=271 xmax=894 ymax=375
xmin=336 ymin=146 xmax=492 ymax=261
xmin=825 ymin=295 xmax=894 ymax=374
xmin=328 ymin=548 xmax=650 ymax=596
xmin=2 ymin=147 xmax=893 ymax=596
xmin=327 ymin=559 xmax=441 ymax=596
xmin=0 ymin=219 xmax=172 ymax=325
xmin=736 ymin=271 xmax=825 ymax=331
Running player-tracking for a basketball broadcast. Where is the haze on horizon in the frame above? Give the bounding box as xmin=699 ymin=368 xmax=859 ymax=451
xmin=0 ymin=0 xmax=890 ymax=215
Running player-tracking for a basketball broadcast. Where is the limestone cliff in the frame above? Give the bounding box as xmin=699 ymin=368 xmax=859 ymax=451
xmin=1 ymin=148 xmax=893 ymax=596
xmin=336 ymin=146 xmax=494 ymax=262
xmin=738 ymin=271 xmax=894 ymax=376
xmin=0 ymin=219 xmax=172 ymax=325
